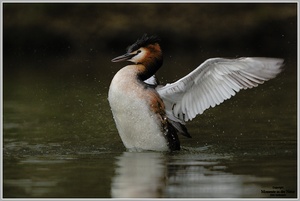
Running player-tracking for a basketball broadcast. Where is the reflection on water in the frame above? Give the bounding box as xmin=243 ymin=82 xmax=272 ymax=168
xmin=166 ymin=159 xmax=274 ymax=198
xmin=111 ymin=152 xmax=166 ymax=198
xmin=111 ymin=149 xmax=296 ymax=198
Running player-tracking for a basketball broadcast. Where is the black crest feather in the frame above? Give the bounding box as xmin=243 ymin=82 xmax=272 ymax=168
xmin=127 ymin=34 xmax=161 ymax=53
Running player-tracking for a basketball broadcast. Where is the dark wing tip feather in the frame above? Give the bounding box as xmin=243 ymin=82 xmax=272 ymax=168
xmin=169 ymin=119 xmax=192 ymax=138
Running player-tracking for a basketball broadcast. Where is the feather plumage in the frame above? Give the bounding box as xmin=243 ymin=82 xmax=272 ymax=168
xmin=157 ymin=57 xmax=284 ymax=122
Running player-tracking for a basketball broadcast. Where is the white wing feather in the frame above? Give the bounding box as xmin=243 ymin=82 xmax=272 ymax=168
xmin=157 ymin=57 xmax=284 ymax=122
xmin=144 ymin=75 xmax=158 ymax=85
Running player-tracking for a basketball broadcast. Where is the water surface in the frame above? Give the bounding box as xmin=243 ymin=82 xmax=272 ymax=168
xmin=3 ymin=55 xmax=297 ymax=198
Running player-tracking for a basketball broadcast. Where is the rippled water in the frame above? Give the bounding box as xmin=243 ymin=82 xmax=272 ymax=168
xmin=3 ymin=52 xmax=297 ymax=198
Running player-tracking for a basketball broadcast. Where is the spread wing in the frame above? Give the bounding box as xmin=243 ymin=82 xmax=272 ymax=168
xmin=156 ymin=57 xmax=284 ymax=122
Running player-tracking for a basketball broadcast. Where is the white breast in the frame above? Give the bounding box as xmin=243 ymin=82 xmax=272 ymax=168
xmin=108 ymin=66 xmax=169 ymax=151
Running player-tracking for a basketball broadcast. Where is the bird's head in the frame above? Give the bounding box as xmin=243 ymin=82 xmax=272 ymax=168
xmin=111 ymin=34 xmax=163 ymax=68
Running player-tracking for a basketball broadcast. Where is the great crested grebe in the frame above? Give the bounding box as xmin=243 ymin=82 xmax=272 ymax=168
xmin=108 ymin=34 xmax=284 ymax=152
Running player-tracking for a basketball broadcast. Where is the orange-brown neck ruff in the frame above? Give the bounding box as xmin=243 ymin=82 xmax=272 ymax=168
xmin=137 ymin=43 xmax=163 ymax=81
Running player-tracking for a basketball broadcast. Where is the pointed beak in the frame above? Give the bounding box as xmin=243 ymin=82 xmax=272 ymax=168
xmin=111 ymin=53 xmax=135 ymax=62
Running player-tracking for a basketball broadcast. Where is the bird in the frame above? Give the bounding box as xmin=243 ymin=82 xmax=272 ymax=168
xmin=108 ymin=34 xmax=284 ymax=152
